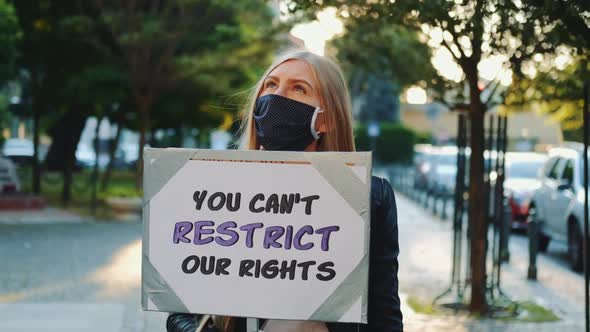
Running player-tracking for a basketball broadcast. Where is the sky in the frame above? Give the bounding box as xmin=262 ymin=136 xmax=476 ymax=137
xmin=289 ymin=7 xmax=344 ymax=55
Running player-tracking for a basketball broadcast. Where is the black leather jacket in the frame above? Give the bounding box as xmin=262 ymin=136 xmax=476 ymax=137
xmin=167 ymin=176 xmax=403 ymax=332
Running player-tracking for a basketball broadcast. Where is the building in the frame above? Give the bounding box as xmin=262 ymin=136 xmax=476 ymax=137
xmin=400 ymin=103 xmax=563 ymax=151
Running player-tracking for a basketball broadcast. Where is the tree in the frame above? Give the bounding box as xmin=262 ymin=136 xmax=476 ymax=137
xmin=504 ymin=57 xmax=588 ymax=139
xmin=330 ymin=19 xmax=435 ymax=123
xmin=81 ymin=0 xmax=204 ymax=188
xmin=292 ymin=0 xmax=567 ymax=313
xmin=520 ymin=0 xmax=589 ymax=53
xmin=12 ymin=0 xmax=130 ymax=204
xmin=504 ymin=0 xmax=589 ymax=141
xmin=0 ymin=0 xmax=20 ymax=85
xmin=56 ymin=63 xmax=128 ymax=205
xmin=0 ymin=0 xmax=20 ymax=145
xmin=333 ymin=21 xmax=435 ymax=90
xmin=12 ymin=0 xmax=66 ymax=195
xmin=80 ymin=0 xmax=281 ymax=188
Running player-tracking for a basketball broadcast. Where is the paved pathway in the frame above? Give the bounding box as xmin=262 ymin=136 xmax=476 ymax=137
xmin=394 ymin=189 xmax=586 ymax=331
xmin=0 ymin=207 xmax=95 ymax=225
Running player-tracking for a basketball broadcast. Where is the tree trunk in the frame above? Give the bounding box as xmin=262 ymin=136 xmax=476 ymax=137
xmin=136 ymin=100 xmax=151 ymax=189
xmin=100 ymin=122 xmax=122 ymax=191
xmin=31 ymin=72 xmax=41 ymax=194
xmin=44 ymin=109 xmax=87 ymax=171
xmin=62 ymin=121 xmax=75 ymax=207
xmin=43 ymin=103 xmax=87 ymax=206
xmin=466 ymin=68 xmax=487 ymax=314
xmin=32 ymin=97 xmax=41 ymax=194
xmin=91 ymin=117 xmax=102 ymax=214
xmin=149 ymin=126 xmax=157 ymax=147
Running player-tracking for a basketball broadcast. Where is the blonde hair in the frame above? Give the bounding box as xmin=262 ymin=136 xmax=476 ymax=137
xmin=238 ymin=50 xmax=355 ymax=152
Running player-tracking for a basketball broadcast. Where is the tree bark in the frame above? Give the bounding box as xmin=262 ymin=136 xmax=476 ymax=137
xmin=91 ymin=116 xmax=102 ymax=214
xmin=31 ymin=71 xmax=41 ymax=194
xmin=44 ymin=108 xmax=87 ymax=172
xmin=100 ymin=121 xmax=122 ymax=191
xmin=466 ymin=66 xmax=487 ymax=314
xmin=43 ymin=102 xmax=87 ymax=206
xmin=136 ymin=99 xmax=151 ymax=189
xmin=61 ymin=119 xmax=75 ymax=207
xmin=32 ymin=96 xmax=41 ymax=194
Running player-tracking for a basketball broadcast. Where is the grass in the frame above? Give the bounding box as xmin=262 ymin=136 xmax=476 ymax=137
xmin=17 ymin=168 xmax=141 ymax=218
xmin=509 ymin=301 xmax=560 ymax=323
xmin=407 ymin=296 xmax=560 ymax=323
xmin=407 ymin=296 xmax=440 ymax=315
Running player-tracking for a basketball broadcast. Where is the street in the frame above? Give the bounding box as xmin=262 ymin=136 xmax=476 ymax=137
xmin=0 ymin=187 xmax=586 ymax=331
xmin=0 ymin=221 xmax=167 ymax=332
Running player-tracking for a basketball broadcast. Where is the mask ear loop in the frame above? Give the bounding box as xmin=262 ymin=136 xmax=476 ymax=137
xmin=310 ymin=107 xmax=324 ymax=140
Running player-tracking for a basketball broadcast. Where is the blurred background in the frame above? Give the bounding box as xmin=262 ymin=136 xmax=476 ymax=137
xmin=0 ymin=0 xmax=588 ymax=331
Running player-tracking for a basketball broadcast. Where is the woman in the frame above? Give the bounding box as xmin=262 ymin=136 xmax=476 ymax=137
xmin=167 ymin=50 xmax=403 ymax=332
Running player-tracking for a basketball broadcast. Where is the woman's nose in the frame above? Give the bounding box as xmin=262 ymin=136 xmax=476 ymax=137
xmin=274 ymin=84 xmax=287 ymax=97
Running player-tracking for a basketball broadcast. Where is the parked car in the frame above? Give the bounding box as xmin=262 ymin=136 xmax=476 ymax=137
xmin=528 ymin=143 xmax=589 ymax=271
xmin=428 ymin=146 xmax=459 ymax=197
xmin=413 ymin=144 xmax=433 ymax=191
xmin=2 ymin=138 xmax=34 ymax=166
xmin=0 ymin=157 xmax=21 ymax=193
xmin=1 ymin=138 xmax=48 ymax=166
xmin=504 ymin=152 xmax=547 ymax=230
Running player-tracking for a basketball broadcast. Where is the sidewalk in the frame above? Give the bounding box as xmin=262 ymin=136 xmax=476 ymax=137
xmin=0 ymin=207 xmax=94 ymax=225
xmin=394 ymin=190 xmax=585 ymax=331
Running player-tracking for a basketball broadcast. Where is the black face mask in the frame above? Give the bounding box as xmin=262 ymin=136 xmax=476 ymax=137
xmin=253 ymin=94 xmax=322 ymax=151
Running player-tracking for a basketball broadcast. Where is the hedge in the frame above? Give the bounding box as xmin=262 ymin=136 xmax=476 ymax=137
xmin=354 ymin=122 xmax=429 ymax=164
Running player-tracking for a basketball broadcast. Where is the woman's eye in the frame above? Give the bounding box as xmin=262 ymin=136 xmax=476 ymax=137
xmin=265 ymin=81 xmax=277 ymax=88
xmin=294 ymin=84 xmax=306 ymax=94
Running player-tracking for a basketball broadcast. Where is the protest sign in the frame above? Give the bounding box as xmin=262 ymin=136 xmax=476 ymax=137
xmin=142 ymin=148 xmax=371 ymax=323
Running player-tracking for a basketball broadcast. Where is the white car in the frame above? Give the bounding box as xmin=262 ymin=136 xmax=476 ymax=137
xmin=427 ymin=146 xmax=462 ymax=197
xmin=529 ymin=143 xmax=589 ymax=271
xmin=2 ymin=138 xmax=34 ymax=165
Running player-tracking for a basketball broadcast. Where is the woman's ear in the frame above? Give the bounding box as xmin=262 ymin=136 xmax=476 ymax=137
xmin=315 ymin=111 xmax=329 ymax=134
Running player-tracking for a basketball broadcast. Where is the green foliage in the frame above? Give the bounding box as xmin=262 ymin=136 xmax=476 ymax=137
xmin=0 ymin=92 xmax=10 ymax=145
xmin=0 ymin=0 xmax=21 ymax=85
xmin=78 ymin=0 xmax=282 ymax=132
xmin=99 ymin=186 xmax=141 ymax=199
xmin=519 ymin=0 xmax=589 ymax=54
xmin=292 ymin=0 xmax=578 ymax=110
xmin=415 ymin=131 xmax=432 ymax=144
xmin=9 ymin=0 xmax=282 ymax=175
xmin=165 ymin=0 xmax=281 ymax=130
xmin=19 ymin=168 xmax=139 ymax=205
xmin=504 ymin=57 xmax=588 ymax=134
xmin=355 ymin=122 xmax=420 ymax=164
xmin=332 ymin=21 xmax=435 ymax=90
xmin=326 ymin=5 xmax=436 ymax=124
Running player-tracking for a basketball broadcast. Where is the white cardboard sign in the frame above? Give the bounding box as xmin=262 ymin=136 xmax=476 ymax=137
xmin=142 ymin=148 xmax=371 ymax=323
